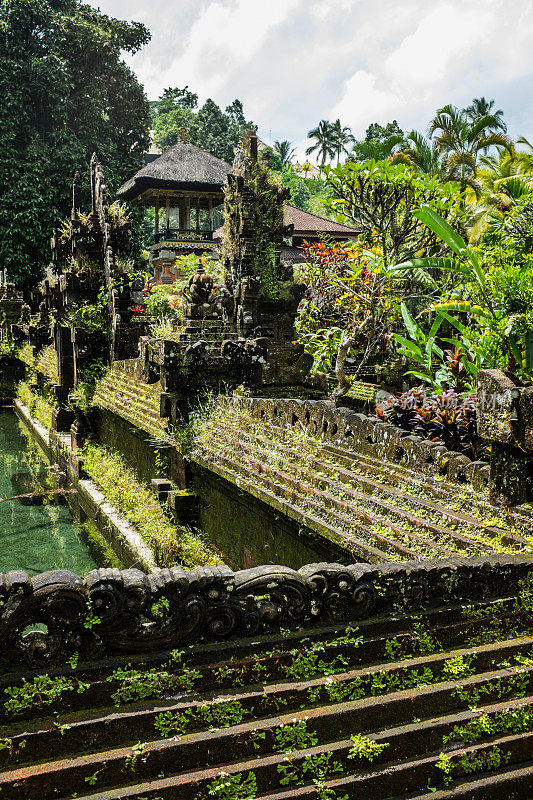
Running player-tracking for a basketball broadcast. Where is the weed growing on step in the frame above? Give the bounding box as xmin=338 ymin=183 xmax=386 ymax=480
xmin=53 ymin=721 xmax=71 ymax=735
xmin=108 ymin=665 xmax=200 ymax=706
xmin=442 ymin=655 xmax=475 ymax=680
xmin=442 ymin=705 xmax=533 ymax=745
xmin=277 ymin=751 xmax=343 ymax=787
xmin=452 ymin=669 xmax=530 ymax=709
xmin=281 ymin=642 xmax=349 ymax=680
xmin=436 ymin=745 xmax=511 ymax=787
xmin=84 ymin=768 xmax=102 ymax=786
xmin=347 ymin=733 xmax=389 ymax=762
xmin=125 ymin=741 xmax=147 ymax=770
xmin=204 ymin=770 xmax=257 ymax=799
xmin=154 ymin=699 xmax=248 ymax=738
xmin=3 ymin=675 xmax=87 ymax=716
xmin=273 ymin=718 xmax=318 ymax=753
xmin=384 ymin=624 xmax=440 ymax=661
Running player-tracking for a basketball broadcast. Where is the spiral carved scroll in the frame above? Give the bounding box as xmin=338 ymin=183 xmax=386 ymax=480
xmin=0 ymin=555 xmax=530 ymax=671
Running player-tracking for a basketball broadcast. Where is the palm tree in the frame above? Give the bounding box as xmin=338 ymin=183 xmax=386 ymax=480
xmin=395 ymin=130 xmax=441 ymax=175
xmin=429 ymin=104 xmax=513 ymax=193
xmin=351 ymin=134 xmax=404 ymax=162
xmin=273 ymin=140 xmax=296 ymax=167
xmin=465 ymin=97 xmax=506 ymax=132
xmin=306 ymin=120 xmax=336 ymax=167
xmin=331 ymin=119 xmax=354 ymax=163
xmin=514 ymin=136 xmax=533 ymax=174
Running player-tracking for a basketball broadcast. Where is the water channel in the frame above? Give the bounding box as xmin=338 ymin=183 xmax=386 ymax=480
xmin=0 ymin=413 xmax=96 ymax=575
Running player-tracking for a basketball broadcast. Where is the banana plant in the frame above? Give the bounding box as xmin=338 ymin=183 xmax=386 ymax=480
xmin=392 ymin=303 xmax=447 ymax=388
xmin=391 ymin=205 xmax=525 ymax=370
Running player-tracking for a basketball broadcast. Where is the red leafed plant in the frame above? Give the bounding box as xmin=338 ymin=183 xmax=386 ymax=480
xmin=375 ymin=387 xmax=483 ymax=458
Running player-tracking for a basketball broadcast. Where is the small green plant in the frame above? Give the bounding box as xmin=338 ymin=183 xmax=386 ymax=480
xmin=125 ymin=742 xmax=147 ymax=770
xmin=205 ymin=770 xmax=257 ymax=799
xmin=154 ymin=699 xmax=247 ymax=738
xmin=435 ymin=751 xmax=453 ymax=786
xmin=108 ymin=666 xmax=200 ymax=707
xmin=277 ymin=751 xmax=343 ymax=787
xmin=53 ymin=721 xmax=72 ymax=736
xmin=281 ymin=642 xmax=348 ymax=680
xmin=68 ymin=652 xmax=79 ymax=670
xmin=273 ymin=719 xmax=318 ymax=753
xmin=3 ymin=676 xmax=85 ymax=716
xmin=347 ymin=733 xmax=389 ymax=762
xmin=442 ymin=655 xmax=474 ymax=681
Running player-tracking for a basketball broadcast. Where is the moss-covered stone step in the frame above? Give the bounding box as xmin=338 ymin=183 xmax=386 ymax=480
xmin=0 ymin=589 xmax=530 ymax=800
xmin=196 ymin=426 xmax=519 ymax=562
xmin=194 ymin=413 xmax=532 ymax=562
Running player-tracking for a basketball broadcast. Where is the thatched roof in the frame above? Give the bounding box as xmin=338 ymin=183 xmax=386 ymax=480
xmin=117 ymin=142 xmax=231 ymax=202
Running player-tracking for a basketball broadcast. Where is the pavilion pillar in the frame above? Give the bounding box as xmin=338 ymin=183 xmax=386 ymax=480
xmin=155 ymin=194 xmax=160 ymax=237
xmin=208 ymin=198 xmax=213 ymax=231
xmin=196 ymin=197 xmax=200 ymax=232
xmin=165 ymin=198 xmax=170 ymax=234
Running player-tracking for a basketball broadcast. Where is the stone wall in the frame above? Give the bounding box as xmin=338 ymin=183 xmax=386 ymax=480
xmin=192 ymin=462 xmax=351 ymax=569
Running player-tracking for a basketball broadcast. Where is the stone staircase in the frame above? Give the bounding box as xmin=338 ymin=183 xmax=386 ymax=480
xmin=93 ymin=361 xmax=168 ymax=439
xmin=0 ymin=592 xmax=531 ymax=799
xmin=192 ymin=398 xmax=533 ymax=564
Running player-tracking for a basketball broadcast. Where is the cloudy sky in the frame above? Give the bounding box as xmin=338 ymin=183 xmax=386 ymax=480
xmin=88 ymin=0 xmax=533 ymax=159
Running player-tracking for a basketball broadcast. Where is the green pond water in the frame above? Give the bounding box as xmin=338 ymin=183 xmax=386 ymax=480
xmin=0 ymin=413 xmax=96 ymax=576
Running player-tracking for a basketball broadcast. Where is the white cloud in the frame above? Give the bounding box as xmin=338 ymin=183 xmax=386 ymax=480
xmin=385 ymin=4 xmax=494 ymax=87
xmin=87 ymin=0 xmax=533 ymax=154
xmin=137 ymin=0 xmax=300 ymax=101
xmin=328 ymin=70 xmax=403 ymax=137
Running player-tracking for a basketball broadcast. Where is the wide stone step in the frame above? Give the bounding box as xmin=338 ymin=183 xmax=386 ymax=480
xmin=195 ymin=417 xmax=532 ymax=561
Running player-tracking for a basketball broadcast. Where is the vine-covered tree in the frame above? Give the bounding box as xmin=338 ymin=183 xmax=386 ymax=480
xmin=0 ymin=0 xmax=151 ymax=285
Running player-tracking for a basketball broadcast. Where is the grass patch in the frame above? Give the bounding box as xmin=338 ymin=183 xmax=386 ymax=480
xmin=82 ymin=444 xmax=219 ymax=568
xmin=16 ymin=381 xmax=54 ymax=431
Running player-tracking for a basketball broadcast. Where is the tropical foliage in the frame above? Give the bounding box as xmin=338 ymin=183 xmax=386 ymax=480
xmin=0 ymin=0 xmax=151 ymax=285
xmin=151 ymin=88 xmax=255 ymax=162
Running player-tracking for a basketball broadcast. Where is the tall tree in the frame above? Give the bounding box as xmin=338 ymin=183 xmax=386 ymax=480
xmin=351 ymin=119 xmax=404 ymax=162
xmin=429 ymin=104 xmax=512 ymax=193
xmin=352 ymin=134 xmax=404 ymax=162
xmin=273 ymin=140 xmax=296 ymax=167
xmin=306 ymin=120 xmax=336 ymax=166
xmin=331 ymin=119 xmax=354 ymax=163
xmin=365 ymin=120 xmax=404 ymax=143
xmin=0 ymin=0 xmax=151 ymax=285
xmin=152 ymin=90 xmax=255 ymax=162
xmin=396 ymin=131 xmax=441 ymax=175
xmin=465 ymin=97 xmax=506 ymax=132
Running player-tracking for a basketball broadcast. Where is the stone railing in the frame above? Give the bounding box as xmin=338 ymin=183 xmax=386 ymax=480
xmin=246 ymin=398 xmax=490 ymax=492
xmin=1 ymin=555 xmax=531 ymax=672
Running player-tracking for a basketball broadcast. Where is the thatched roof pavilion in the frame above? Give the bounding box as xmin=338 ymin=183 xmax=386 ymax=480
xmin=116 ymin=142 xmax=231 ymax=204
xmin=116 ymin=139 xmax=231 ymax=283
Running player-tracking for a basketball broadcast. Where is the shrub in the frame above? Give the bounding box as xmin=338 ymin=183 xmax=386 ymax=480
xmin=375 ymin=387 xmax=483 ymax=458
xmin=82 ymin=445 xmax=219 ymax=568
xmin=16 ymin=381 xmax=54 ymax=431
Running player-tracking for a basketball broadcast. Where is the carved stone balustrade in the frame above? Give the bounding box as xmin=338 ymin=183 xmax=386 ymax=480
xmin=0 ymin=556 xmax=531 ymax=672
xmin=476 ymin=369 xmax=533 ymax=505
